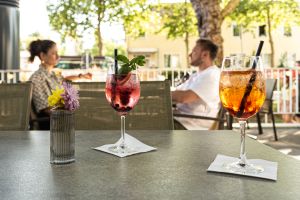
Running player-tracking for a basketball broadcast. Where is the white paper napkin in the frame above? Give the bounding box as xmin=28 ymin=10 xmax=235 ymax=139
xmin=93 ymin=133 xmax=156 ymax=158
xmin=207 ymin=154 xmax=278 ymax=180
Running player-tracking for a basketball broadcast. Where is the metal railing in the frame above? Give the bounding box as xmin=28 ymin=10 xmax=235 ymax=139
xmin=265 ymin=68 xmax=299 ymax=114
xmin=0 ymin=67 xmax=299 ymax=114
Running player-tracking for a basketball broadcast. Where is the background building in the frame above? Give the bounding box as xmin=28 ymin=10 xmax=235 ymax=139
xmin=127 ymin=22 xmax=300 ymax=69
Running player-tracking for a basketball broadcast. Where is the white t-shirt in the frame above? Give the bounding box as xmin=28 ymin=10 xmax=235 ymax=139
xmin=175 ymin=66 xmax=221 ymax=130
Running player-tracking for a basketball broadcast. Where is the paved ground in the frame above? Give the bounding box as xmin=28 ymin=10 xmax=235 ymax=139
xmin=239 ymin=126 xmax=300 ymax=160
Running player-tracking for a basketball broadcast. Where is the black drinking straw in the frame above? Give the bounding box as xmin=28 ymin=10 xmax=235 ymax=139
xmin=251 ymin=41 xmax=264 ymax=69
xmin=236 ymin=41 xmax=264 ymax=118
xmin=111 ymin=49 xmax=118 ymax=104
xmin=114 ymin=49 xmax=118 ymax=74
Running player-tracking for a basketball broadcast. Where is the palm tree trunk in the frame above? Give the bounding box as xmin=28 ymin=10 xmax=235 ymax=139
xmin=266 ymin=7 xmax=274 ymax=67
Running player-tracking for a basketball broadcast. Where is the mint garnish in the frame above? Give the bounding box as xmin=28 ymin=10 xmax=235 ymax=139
xmin=116 ymin=55 xmax=146 ymax=75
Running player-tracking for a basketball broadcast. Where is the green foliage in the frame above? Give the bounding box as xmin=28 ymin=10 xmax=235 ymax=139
xmin=228 ymin=0 xmax=300 ymax=31
xmin=228 ymin=0 xmax=300 ymax=67
xmin=117 ymin=55 xmax=146 ymax=74
xmin=47 ymin=0 xmax=93 ymax=40
xmin=47 ymin=0 xmax=149 ymax=54
xmin=122 ymin=3 xmax=157 ymax=38
xmin=155 ymin=2 xmax=197 ymax=39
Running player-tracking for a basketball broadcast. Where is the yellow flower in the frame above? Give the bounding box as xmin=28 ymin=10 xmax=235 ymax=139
xmin=48 ymin=87 xmax=65 ymax=108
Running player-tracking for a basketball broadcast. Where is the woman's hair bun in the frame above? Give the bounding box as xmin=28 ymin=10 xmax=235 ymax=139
xmin=28 ymin=39 xmax=42 ymax=62
xmin=28 ymin=39 xmax=56 ymax=63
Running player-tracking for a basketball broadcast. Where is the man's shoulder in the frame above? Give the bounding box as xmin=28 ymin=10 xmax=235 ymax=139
xmin=194 ymin=66 xmax=220 ymax=77
xmin=207 ymin=65 xmax=220 ymax=72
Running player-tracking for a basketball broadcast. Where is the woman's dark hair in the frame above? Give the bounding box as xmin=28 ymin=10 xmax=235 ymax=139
xmin=196 ymin=39 xmax=218 ymax=60
xmin=28 ymin=39 xmax=56 ymax=62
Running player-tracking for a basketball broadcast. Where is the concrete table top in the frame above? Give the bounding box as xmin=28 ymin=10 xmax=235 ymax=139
xmin=0 ymin=130 xmax=299 ymax=200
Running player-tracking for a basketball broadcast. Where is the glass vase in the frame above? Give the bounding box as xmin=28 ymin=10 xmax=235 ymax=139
xmin=50 ymin=110 xmax=75 ymax=164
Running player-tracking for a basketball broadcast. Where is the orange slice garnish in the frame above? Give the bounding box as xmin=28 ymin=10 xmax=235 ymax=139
xmin=118 ymin=73 xmax=131 ymax=85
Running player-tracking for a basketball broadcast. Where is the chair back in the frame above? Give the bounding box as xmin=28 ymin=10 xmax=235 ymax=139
xmin=0 ymin=83 xmax=32 ymax=130
xmin=209 ymin=106 xmax=232 ymax=130
xmin=266 ymin=79 xmax=277 ymax=100
xmin=173 ymin=105 xmax=232 ymax=130
xmin=260 ymin=79 xmax=277 ymax=113
xmin=72 ymin=80 xmax=174 ymax=130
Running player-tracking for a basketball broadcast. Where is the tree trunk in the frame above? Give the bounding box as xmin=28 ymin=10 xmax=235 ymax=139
xmin=266 ymin=7 xmax=274 ymax=68
xmin=97 ymin=22 xmax=103 ymax=56
xmin=184 ymin=0 xmax=190 ymax=68
xmin=190 ymin=0 xmax=223 ymax=65
xmin=184 ymin=31 xmax=190 ymax=68
xmin=190 ymin=0 xmax=240 ymax=66
xmin=96 ymin=0 xmax=104 ymax=56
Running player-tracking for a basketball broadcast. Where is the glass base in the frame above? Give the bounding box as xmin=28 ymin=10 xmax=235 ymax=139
xmin=50 ymin=158 xmax=75 ymax=164
xmin=223 ymin=161 xmax=264 ymax=174
xmin=108 ymin=143 xmax=136 ymax=154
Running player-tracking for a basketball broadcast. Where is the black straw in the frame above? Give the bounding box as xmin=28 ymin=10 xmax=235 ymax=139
xmin=252 ymin=41 xmax=264 ymax=69
xmin=114 ymin=49 xmax=118 ymax=74
xmin=111 ymin=49 xmax=118 ymax=105
xmin=236 ymin=41 xmax=264 ymax=118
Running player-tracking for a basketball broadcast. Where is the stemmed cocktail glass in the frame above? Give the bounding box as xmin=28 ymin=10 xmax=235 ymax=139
xmin=219 ymin=55 xmax=266 ymax=174
xmin=105 ymin=65 xmax=140 ymax=154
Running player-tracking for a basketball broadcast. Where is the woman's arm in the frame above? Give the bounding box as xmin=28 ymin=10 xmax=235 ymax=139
xmin=64 ymin=73 xmax=92 ymax=81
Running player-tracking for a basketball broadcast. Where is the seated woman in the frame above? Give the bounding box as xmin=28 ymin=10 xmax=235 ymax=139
xmin=28 ymin=39 xmax=92 ymax=130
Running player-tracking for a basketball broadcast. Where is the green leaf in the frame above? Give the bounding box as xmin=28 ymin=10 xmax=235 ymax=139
xmin=118 ymin=64 xmax=131 ymax=74
xmin=116 ymin=55 xmax=130 ymax=63
xmin=135 ymin=56 xmax=146 ymax=66
xmin=130 ymin=55 xmax=145 ymax=66
xmin=116 ymin=54 xmax=146 ymax=74
xmin=132 ymin=63 xmax=137 ymax=70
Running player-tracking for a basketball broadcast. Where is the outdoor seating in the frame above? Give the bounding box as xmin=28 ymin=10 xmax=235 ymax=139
xmin=0 ymin=82 xmax=32 ymax=130
xmin=256 ymin=79 xmax=278 ymax=140
xmin=72 ymin=80 xmax=174 ymax=130
xmin=29 ymin=103 xmax=50 ymax=130
xmin=173 ymin=106 xmax=233 ymax=130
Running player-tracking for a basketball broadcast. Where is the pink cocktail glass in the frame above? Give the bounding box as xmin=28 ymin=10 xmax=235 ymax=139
xmin=105 ymin=72 xmax=140 ymax=153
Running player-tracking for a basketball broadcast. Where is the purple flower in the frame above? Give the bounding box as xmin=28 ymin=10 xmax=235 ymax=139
xmin=61 ymin=81 xmax=80 ymax=111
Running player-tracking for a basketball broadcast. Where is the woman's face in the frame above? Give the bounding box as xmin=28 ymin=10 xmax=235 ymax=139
xmin=40 ymin=44 xmax=59 ymax=67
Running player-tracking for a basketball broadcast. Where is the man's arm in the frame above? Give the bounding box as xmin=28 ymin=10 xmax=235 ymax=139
xmin=172 ymin=90 xmax=200 ymax=103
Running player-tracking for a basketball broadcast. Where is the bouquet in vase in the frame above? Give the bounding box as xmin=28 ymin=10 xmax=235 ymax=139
xmin=48 ymin=81 xmax=79 ymax=111
xmin=48 ymin=81 xmax=78 ymax=164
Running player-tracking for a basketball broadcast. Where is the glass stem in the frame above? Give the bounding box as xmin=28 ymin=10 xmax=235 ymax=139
xmin=239 ymin=120 xmax=247 ymax=166
xmin=120 ymin=115 xmax=126 ymax=149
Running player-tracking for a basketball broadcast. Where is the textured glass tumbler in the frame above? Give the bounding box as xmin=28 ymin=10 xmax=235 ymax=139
xmin=50 ymin=110 xmax=75 ymax=164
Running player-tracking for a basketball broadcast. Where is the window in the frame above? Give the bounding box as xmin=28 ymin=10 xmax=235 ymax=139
xmin=278 ymin=53 xmax=296 ymax=68
xmin=287 ymin=53 xmax=296 ymax=67
xmin=232 ymin=24 xmax=241 ymax=37
xmin=262 ymin=54 xmax=271 ymax=68
xmin=284 ymin=24 xmax=292 ymax=37
xmin=164 ymin=54 xmax=180 ymax=68
xmin=259 ymin=25 xmax=266 ymax=36
xmin=164 ymin=55 xmax=171 ymax=68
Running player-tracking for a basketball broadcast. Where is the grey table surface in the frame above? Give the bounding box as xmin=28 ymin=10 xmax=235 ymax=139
xmin=0 ymin=130 xmax=299 ymax=200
